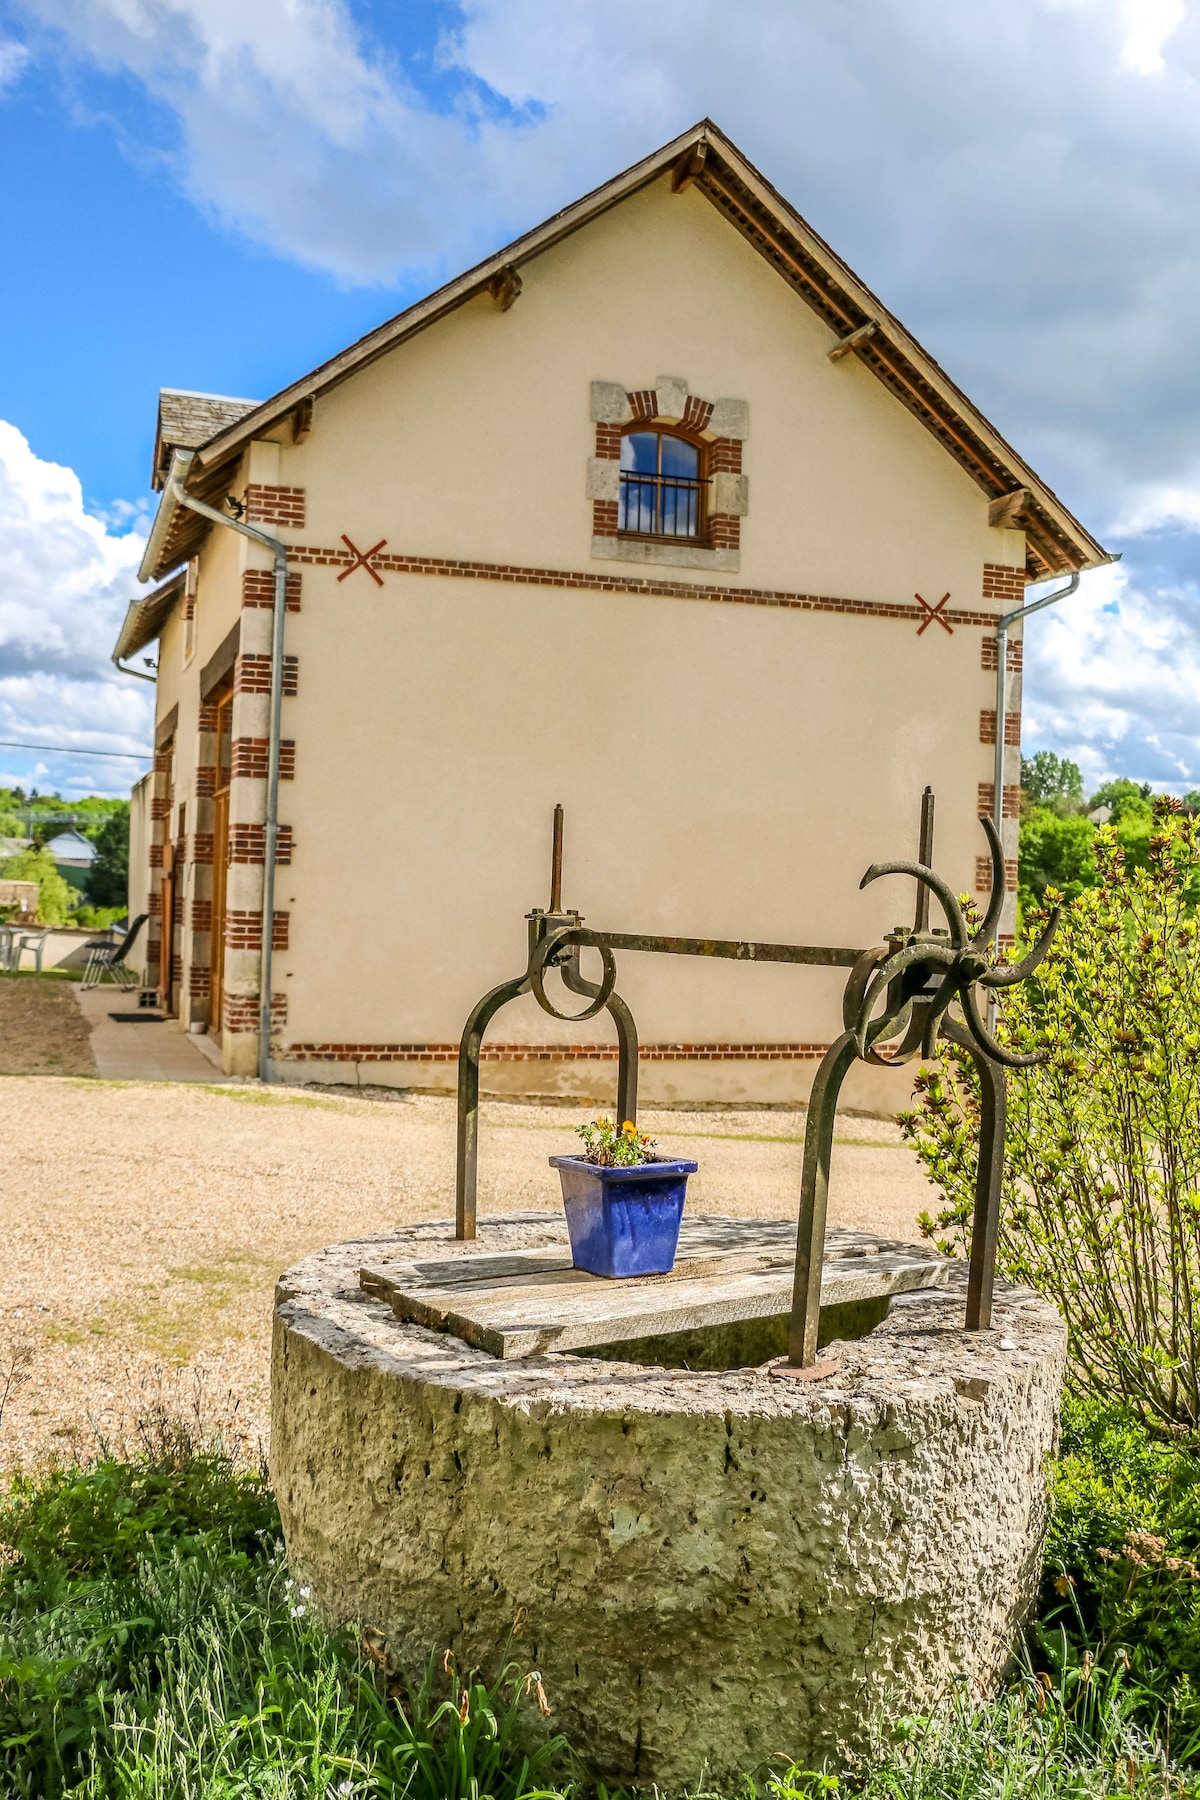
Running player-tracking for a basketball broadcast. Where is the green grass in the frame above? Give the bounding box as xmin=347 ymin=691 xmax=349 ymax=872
xmin=0 ymin=1397 xmax=1197 ymax=1797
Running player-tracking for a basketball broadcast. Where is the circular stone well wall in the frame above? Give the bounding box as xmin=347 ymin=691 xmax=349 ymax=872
xmin=271 ymin=1215 xmax=1065 ymax=1791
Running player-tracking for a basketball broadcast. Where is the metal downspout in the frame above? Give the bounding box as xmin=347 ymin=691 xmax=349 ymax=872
xmin=992 ymin=571 xmax=1080 ymax=841
xmin=112 ymin=658 xmax=157 ymax=683
xmin=163 ymin=451 xmax=288 ymax=1084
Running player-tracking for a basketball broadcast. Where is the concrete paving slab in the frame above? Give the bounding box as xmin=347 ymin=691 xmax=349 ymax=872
xmin=73 ymin=985 xmax=229 ymax=1083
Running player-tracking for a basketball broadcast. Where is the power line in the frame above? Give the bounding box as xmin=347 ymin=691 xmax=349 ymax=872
xmin=0 ymin=739 xmax=151 ymax=762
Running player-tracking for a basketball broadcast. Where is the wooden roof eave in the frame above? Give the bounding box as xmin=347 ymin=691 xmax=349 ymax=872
xmin=190 ymin=122 xmax=716 ymax=475
xmin=112 ymin=570 xmax=186 ymax=662
xmin=140 ymin=451 xmax=244 ymax=585
xmin=176 ymin=118 xmax=1106 ymax=579
xmin=693 ymin=151 xmax=1107 ymax=576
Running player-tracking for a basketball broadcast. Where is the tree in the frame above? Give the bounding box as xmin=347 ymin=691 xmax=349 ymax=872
xmin=1018 ymin=807 xmax=1095 ymax=913
xmin=0 ymin=848 xmax=74 ymax=925
xmin=1088 ymin=777 xmax=1152 ymax=823
xmin=1021 ymin=751 xmax=1084 ymax=815
xmin=85 ymin=811 xmax=129 ymax=909
xmin=902 ymin=802 xmax=1200 ymax=1430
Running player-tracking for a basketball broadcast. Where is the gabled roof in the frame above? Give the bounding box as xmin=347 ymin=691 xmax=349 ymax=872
xmin=112 ymin=570 xmax=185 ymax=664
xmin=140 ymin=120 xmax=1108 ymax=584
xmin=45 ymin=829 xmax=96 ymax=863
xmin=151 ymin=388 xmax=260 ymax=491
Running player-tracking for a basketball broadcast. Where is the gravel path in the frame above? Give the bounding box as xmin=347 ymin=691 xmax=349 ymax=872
xmin=0 ymin=1077 xmax=938 ymax=1471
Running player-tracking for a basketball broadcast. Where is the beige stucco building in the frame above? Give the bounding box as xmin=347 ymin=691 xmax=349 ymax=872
xmin=113 ymin=122 xmax=1107 ymax=1104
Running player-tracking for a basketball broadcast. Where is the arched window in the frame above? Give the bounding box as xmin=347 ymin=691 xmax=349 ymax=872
xmin=619 ymin=430 xmax=704 ymax=540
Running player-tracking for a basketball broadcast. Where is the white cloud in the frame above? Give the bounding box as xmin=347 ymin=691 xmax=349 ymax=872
xmin=1023 ymin=562 xmax=1200 ymax=793
xmin=12 ymin=0 xmax=1200 ymax=792
xmin=0 ymin=34 xmax=29 ymax=92
xmin=1118 ymin=0 xmax=1186 ymax=71
xmin=0 ymin=422 xmax=154 ymax=797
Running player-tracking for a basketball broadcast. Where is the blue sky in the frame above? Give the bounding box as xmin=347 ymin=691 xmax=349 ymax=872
xmin=1 ymin=0 xmax=1199 ymax=798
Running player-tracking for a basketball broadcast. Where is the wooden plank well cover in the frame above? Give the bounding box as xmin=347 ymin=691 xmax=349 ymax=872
xmin=359 ymin=1216 xmax=951 ymax=1359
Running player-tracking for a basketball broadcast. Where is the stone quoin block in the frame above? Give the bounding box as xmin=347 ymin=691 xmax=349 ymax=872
xmin=653 ymin=374 xmax=689 ymax=421
xmin=590 ymin=381 xmax=633 ymax=425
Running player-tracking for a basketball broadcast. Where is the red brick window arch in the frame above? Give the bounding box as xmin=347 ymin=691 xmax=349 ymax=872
xmin=588 ymin=377 xmax=749 ymax=568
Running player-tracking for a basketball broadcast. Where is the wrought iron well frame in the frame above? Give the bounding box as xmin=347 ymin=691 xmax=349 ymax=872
xmin=455 ymin=791 xmax=1056 ymax=1367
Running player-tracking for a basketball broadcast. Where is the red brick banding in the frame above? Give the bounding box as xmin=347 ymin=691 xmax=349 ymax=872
xmin=189 ymin=965 xmax=210 ymax=997
xmin=225 ymin=909 xmax=289 ymax=951
xmin=982 ymin=563 xmax=1026 ymax=604
xmin=981 ymin=636 xmax=1023 ymax=672
xmin=708 ymin=437 xmax=742 ymax=473
xmin=230 ymin=738 xmax=295 ymax=781
xmin=592 ymin=499 xmax=619 ymax=535
xmin=594 ymin=423 xmax=622 ymax=459
xmin=244 ymin=484 xmax=306 ymax=529
xmin=196 ymin=765 xmax=216 ymax=797
xmin=977 ymin=857 xmax=1019 ymax=893
xmin=235 ymin=654 xmax=299 ymax=696
xmin=977 ymin=783 xmax=1022 ymax=820
xmin=227 ymin=823 xmax=293 ymax=865
xmin=190 ymin=899 xmax=213 ymax=932
xmin=980 ymin=710 xmax=1021 ymax=746
xmin=291 ymin=544 xmax=1004 ymax=628
xmin=281 ymin=1041 xmax=833 ymax=1064
xmin=242 ymin=569 xmax=302 ymax=612
xmin=223 ymin=991 xmax=288 ymax=1034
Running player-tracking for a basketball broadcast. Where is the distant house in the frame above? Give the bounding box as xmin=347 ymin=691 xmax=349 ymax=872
xmin=0 ymin=837 xmax=31 ymax=859
xmin=114 ymin=120 xmax=1110 ymax=1097
xmin=44 ymin=830 xmax=97 ymax=894
xmin=44 ymin=829 xmax=97 ymax=870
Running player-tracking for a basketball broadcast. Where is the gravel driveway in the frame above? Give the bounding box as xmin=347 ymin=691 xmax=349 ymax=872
xmin=0 ymin=1077 xmax=938 ymax=1471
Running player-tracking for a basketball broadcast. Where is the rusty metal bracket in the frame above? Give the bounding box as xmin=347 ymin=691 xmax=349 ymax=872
xmin=454 ymin=791 xmax=1056 ymax=1363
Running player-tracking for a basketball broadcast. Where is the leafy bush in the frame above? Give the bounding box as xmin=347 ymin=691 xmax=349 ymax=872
xmin=903 ymin=804 xmax=1200 ymax=1430
xmin=1037 ymin=1397 xmax=1200 ymax=1767
xmin=0 ymin=847 xmax=74 ymax=925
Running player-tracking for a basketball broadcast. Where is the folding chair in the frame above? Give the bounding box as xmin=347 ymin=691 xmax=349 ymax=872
xmin=82 ymin=914 xmax=148 ymax=990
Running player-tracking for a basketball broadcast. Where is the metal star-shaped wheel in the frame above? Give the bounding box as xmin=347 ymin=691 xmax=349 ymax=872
xmin=845 ymin=813 xmax=1059 ymax=1072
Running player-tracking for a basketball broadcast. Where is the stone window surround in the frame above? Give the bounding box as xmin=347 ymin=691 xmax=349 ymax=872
xmin=589 ymin=376 xmax=749 ymax=574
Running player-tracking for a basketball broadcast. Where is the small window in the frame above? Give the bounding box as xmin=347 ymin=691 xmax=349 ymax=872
xmin=619 ymin=431 xmax=704 ymax=540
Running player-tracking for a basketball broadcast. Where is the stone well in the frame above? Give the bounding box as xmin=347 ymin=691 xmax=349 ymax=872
xmin=271 ymin=1214 xmax=1065 ymax=1791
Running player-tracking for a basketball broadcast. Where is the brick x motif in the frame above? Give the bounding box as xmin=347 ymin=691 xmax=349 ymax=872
xmin=338 ymin=535 xmax=387 ymax=586
xmin=915 ymin=591 xmax=952 ymax=636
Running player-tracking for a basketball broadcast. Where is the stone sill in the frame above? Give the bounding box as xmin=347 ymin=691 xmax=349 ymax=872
xmin=591 ymin=535 xmax=739 ymax=575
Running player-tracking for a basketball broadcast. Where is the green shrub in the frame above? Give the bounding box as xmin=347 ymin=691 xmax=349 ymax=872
xmin=0 ymin=1435 xmax=571 ymax=1799
xmin=1035 ymin=1397 xmax=1200 ymax=1767
xmin=902 ymin=803 xmax=1200 ymax=1430
xmin=0 ymin=847 xmax=74 ymax=925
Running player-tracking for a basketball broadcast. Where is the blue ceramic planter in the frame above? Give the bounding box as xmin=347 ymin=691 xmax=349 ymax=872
xmin=549 ymin=1155 xmax=698 ymax=1278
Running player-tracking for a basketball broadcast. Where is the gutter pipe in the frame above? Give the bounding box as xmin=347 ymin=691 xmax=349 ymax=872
xmin=157 ymin=449 xmax=288 ymax=1085
xmin=992 ymin=571 xmax=1081 ymax=838
xmin=113 ymin=657 xmax=156 ymax=683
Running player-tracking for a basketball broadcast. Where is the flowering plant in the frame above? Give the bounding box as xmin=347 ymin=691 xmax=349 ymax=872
xmin=574 ymin=1116 xmax=657 ymax=1167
